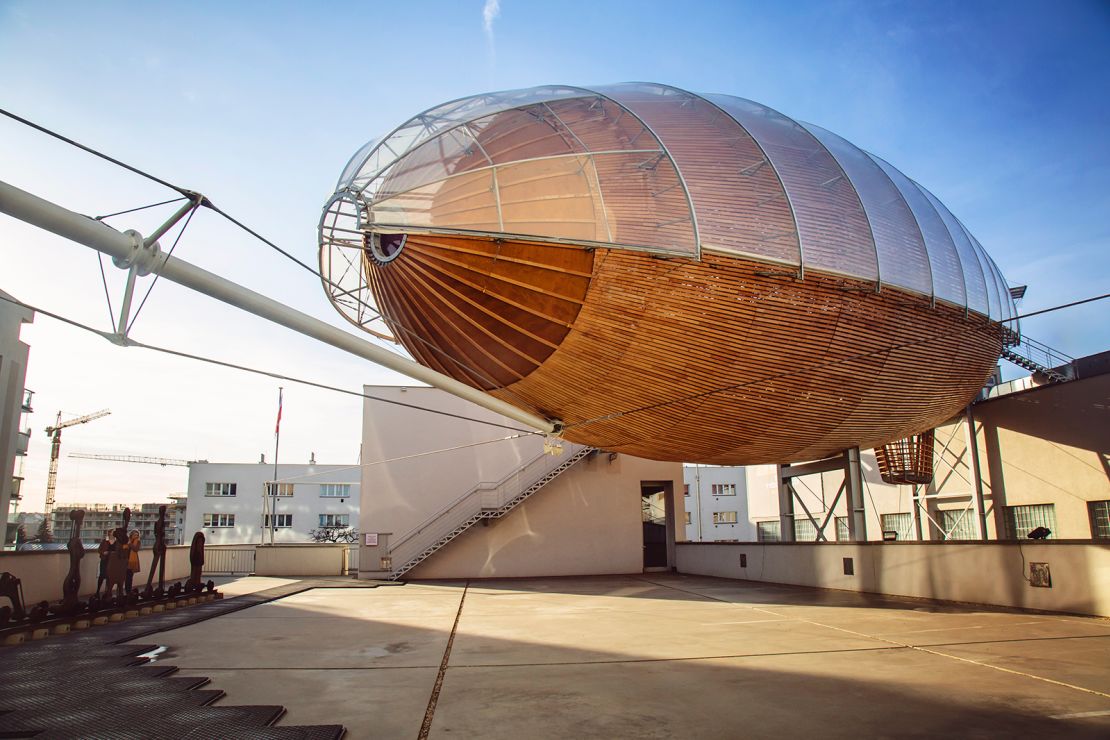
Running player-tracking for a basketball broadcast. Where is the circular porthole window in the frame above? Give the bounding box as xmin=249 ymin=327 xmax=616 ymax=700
xmin=367 ymin=232 xmax=407 ymax=264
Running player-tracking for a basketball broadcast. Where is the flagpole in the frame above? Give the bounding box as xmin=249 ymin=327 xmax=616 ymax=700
xmin=271 ymin=387 xmax=282 ymax=546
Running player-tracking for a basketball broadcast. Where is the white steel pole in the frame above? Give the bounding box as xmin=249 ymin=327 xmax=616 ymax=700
xmin=0 ymin=180 xmax=559 ymax=434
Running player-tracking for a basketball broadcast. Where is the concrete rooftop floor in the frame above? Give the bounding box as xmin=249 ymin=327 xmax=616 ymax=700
xmin=135 ymin=574 xmax=1110 ymax=738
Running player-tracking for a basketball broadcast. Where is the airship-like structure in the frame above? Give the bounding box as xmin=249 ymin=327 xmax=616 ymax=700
xmin=319 ymin=83 xmax=1015 ymax=465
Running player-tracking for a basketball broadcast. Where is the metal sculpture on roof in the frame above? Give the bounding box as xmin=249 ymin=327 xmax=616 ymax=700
xmin=319 ymin=83 xmax=1015 ymax=465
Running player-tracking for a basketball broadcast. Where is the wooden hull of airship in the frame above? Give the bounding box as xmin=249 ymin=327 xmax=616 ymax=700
xmin=364 ymin=233 xmax=1001 ymax=465
xmin=321 ymin=83 xmax=1014 ymax=465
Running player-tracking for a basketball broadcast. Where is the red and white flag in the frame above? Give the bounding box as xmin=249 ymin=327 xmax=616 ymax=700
xmin=275 ymin=387 xmax=283 ymax=435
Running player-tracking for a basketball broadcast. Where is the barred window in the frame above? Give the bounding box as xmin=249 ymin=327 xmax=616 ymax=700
xmin=940 ymin=509 xmax=977 ymax=540
xmin=757 ymin=521 xmax=781 ymax=542
xmin=1004 ymin=504 xmax=1057 ymax=539
xmin=794 ymin=519 xmax=817 ymax=541
xmin=881 ymin=513 xmax=913 ymax=540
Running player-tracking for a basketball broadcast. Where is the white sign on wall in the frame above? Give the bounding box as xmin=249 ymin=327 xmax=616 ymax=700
xmin=364 ymin=533 xmax=378 ymax=547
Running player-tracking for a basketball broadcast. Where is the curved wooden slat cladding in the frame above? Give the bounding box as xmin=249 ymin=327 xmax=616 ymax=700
xmin=371 ymin=234 xmax=1001 ymax=464
xmin=368 ymin=234 xmax=594 ymax=390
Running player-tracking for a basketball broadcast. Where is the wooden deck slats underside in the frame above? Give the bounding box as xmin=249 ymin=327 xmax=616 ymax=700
xmin=369 ymin=234 xmax=594 ymax=390
xmin=368 ymin=235 xmax=1001 ymax=464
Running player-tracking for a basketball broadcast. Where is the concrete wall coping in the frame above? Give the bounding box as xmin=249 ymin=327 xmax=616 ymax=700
xmin=678 ymin=540 xmax=1108 ymax=548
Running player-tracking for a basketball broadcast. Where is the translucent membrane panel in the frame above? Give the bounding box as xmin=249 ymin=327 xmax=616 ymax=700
xmin=340 ymin=86 xmax=591 ymax=190
xmin=802 ymin=124 xmax=932 ymax=296
xmin=965 ymin=228 xmax=1014 ymax=321
xmin=916 ymin=185 xmax=991 ymax=318
xmin=705 ymin=94 xmax=877 ymax=281
xmin=867 ymin=154 xmax=965 ymax=307
xmin=594 ymin=83 xmax=800 ymax=265
xmin=355 ymin=91 xmax=696 ymax=255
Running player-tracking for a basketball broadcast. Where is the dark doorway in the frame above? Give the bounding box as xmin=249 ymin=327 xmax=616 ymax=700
xmin=642 ymin=483 xmax=668 ymax=570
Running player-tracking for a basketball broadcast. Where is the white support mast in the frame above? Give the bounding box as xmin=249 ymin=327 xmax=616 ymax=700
xmin=0 ymin=180 xmax=559 ymax=435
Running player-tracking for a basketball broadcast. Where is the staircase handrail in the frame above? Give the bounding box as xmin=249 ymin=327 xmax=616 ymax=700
xmin=389 ymin=441 xmax=588 ymax=557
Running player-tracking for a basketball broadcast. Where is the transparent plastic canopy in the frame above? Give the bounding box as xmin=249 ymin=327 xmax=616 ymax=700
xmin=322 ymin=82 xmax=1015 ymax=325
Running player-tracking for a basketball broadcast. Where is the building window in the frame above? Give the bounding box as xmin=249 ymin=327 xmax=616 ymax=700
xmin=939 ymin=509 xmax=977 ymax=540
xmin=881 ymin=513 xmax=913 ymax=541
xmin=1090 ymin=501 xmax=1110 ymax=539
xmin=684 ymin=511 xmax=692 ymax=525
xmin=266 ymin=482 xmax=294 ymax=496
xmin=712 ymin=511 xmax=737 ymax=524
xmin=683 ymin=484 xmax=690 ymax=497
xmin=205 ymin=482 xmax=237 ymax=497
xmin=319 ymin=513 xmax=350 ymax=528
xmin=757 ymin=521 xmax=780 ymax=542
xmin=711 ymin=483 xmax=736 ymax=497
xmin=794 ymin=519 xmax=817 ymax=541
xmin=835 ymin=516 xmax=849 ymax=541
xmin=1004 ymin=504 xmax=1057 ymax=540
xmin=320 ymin=483 xmax=351 ymax=498
xmin=203 ymin=513 xmax=235 ymax=528
xmin=263 ymin=514 xmax=292 ymax=528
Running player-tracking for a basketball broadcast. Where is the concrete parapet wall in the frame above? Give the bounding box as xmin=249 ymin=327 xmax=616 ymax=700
xmin=255 ymin=543 xmax=347 ymax=576
xmin=0 ymin=545 xmax=193 ymax=605
xmin=676 ymin=541 xmax=1110 ymax=617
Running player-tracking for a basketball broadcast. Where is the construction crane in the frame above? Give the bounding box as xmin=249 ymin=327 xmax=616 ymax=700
xmin=68 ymin=452 xmax=204 ymax=467
xmin=43 ymin=409 xmax=111 ymax=528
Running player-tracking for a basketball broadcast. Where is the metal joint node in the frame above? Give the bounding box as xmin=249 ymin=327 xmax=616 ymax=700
xmin=111 ymin=229 xmax=163 ymax=276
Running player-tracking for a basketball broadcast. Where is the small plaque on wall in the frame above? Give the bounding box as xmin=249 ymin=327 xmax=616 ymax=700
xmin=365 ymin=533 xmax=378 ymax=547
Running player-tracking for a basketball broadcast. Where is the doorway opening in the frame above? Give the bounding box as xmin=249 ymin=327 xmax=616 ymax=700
xmin=641 ymin=482 xmax=669 ymax=571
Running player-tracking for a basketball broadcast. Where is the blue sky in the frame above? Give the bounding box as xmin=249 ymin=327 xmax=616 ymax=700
xmin=2 ymin=0 xmax=1108 ymax=507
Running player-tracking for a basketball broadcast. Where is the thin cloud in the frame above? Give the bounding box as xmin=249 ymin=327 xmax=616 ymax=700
xmin=483 ymin=0 xmax=501 ymax=37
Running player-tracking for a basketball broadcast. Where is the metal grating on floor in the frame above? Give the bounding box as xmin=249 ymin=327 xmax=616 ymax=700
xmin=0 ymin=579 xmax=378 ymax=738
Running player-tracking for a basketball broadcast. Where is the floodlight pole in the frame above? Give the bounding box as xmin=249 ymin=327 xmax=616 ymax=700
xmin=0 ymin=179 xmax=559 ymax=434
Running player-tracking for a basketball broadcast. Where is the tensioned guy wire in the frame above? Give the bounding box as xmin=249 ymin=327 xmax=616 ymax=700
xmin=0 ymin=293 xmax=539 ymax=435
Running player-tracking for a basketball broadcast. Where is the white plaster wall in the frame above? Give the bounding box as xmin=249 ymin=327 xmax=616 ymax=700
xmin=410 ymin=453 xmax=682 ymax=579
xmin=361 ymin=387 xmax=684 ymax=579
xmin=185 ymin=462 xmax=359 ymax=544
xmin=677 ymin=542 xmax=1110 ymax=616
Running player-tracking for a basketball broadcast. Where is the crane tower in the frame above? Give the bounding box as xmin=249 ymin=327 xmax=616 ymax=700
xmin=43 ymin=409 xmax=110 ymax=529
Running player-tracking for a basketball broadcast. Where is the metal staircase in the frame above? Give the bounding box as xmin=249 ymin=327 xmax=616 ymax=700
xmin=999 ymin=330 xmax=1074 ymax=383
xmin=387 ymin=443 xmax=594 ymax=580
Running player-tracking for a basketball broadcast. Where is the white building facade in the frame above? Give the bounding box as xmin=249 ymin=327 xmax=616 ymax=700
xmin=185 ymin=462 xmax=360 ymax=544
xmin=0 ymin=290 xmax=33 ymax=547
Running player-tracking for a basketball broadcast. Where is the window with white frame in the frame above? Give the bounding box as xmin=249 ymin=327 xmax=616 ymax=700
xmin=263 ymin=513 xmax=292 ymax=528
xmin=1090 ymin=500 xmax=1110 ymax=539
xmin=684 ymin=511 xmax=692 ymax=525
xmin=203 ymin=513 xmax=235 ymax=527
xmin=881 ymin=513 xmax=913 ymax=540
xmin=835 ymin=516 xmax=849 ymax=541
xmin=711 ymin=483 xmax=736 ymax=497
xmin=319 ymin=513 xmax=350 ymax=528
xmin=266 ymin=482 xmax=294 ymax=496
xmin=1004 ymin=504 xmax=1057 ymax=540
xmin=320 ymin=483 xmax=351 ymax=498
xmin=757 ymin=521 xmax=781 ymax=542
xmin=205 ymin=482 xmax=237 ymax=497
xmin=712 ymin=511 xmax=737 ymax=524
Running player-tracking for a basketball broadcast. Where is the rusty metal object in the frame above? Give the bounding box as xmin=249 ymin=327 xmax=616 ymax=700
xmin=0 ymin=572 xmax=26 ymax=623
xmin=185 ymin=532 xmax=205 ymax=592
xmin=60 ymin=509 xmax=86 ymax=614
